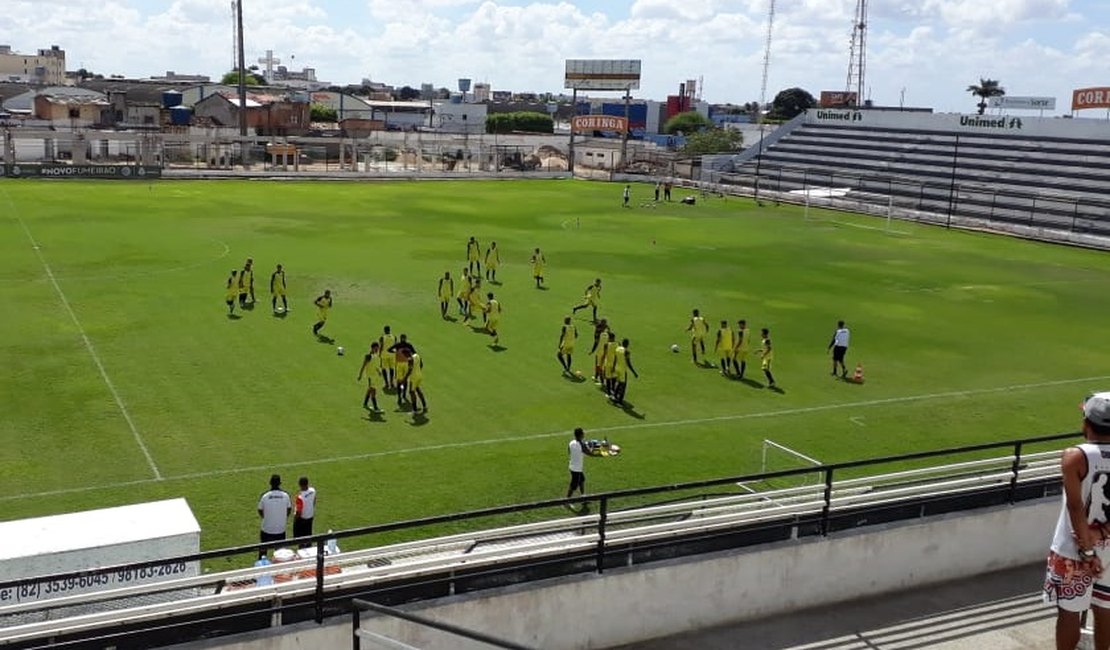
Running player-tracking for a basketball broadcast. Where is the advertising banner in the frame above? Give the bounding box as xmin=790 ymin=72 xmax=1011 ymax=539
xmin=988 ymin=96 xmax=1056 ymax=110
xmin=1072 ymin=87 xmax=1110 ymax=111
xmin=571 ymin=115 xmax=629 ymax=133
xmin=806 ymin=109 xmax=1110 ymax=139
xmin=565 ymin=60 xmax=641 ymax=91
xmin=8 ymin=165 xmax=163 ymax=179
xmin=819 ymin=91 xmax=859 ymax=108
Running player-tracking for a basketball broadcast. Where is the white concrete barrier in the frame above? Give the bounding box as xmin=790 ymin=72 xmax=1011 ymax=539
xmin=173 ymin=499 xmax=1057 ymax=650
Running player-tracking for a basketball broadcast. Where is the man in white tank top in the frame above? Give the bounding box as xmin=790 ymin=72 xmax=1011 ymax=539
xmin=1045 ymin=392 xmax=1110 ymax=649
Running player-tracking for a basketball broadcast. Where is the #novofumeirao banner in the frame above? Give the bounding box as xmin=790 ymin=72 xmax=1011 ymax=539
xmin=6 ymin=165 xmax=163 ymax=179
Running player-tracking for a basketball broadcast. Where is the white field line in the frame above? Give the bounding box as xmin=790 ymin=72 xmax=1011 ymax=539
xmin=3 ymin=373 xmax=1105 ymax=503
xmin=2 ymin=190 xmax=163 ymax=480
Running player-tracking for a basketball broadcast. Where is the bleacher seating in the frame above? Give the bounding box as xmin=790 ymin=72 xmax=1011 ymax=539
xmin=726 ymin=120 xmax=1110 ymax=237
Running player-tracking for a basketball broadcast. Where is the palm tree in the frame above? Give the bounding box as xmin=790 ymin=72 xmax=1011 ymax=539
xmin=967 ymin=78 xmax=1005 ymax=115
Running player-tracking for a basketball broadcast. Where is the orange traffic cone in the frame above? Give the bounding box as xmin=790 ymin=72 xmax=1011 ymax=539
xmin=852 ymin=363 xmax=865 ymax=384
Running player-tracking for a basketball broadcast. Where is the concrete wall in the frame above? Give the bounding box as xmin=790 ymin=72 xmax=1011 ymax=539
xmin=172 ymin=499 xmax=1058 ymax=650
xmin=805 ymin=107 xmax=1110 ymax=140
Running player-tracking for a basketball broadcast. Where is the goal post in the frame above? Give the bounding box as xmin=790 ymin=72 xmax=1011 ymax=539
xmin=760 ymin=438 xmax=822 ymax=487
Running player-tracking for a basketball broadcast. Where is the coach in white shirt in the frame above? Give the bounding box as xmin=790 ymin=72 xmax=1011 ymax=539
xmin=566 ymin=427 xmax=598 ymax=512
xmin=828 ymin=320 xmax=851 ymax=379
xmin=258 ymin=474 xmax=291 ymax=558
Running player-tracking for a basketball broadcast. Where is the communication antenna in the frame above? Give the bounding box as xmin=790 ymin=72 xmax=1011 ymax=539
xmin=230 ymin=1 xmax=238 ymax=71
xmin=758 ymin=0 xmax=775 ymax=113
xmin=845 ymin=0 xmax=868 ymax=104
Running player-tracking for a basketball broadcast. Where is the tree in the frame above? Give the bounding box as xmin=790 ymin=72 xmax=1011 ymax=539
xmin=682 ymin=128 xmax=744 ymax=155
xmin=767 ymin=87 xmax=816 ymax=120
xmin=221 ymin=70 xmax=264 ymax=86
xmin=662 ymin=111 xmax=713 ymax=135
xmin=395 ymin=86 xmax=421 ymax=101
xmin=486 ymin=111 xmax=553 ymax=134
xmin=310 ymin=103 xmax=338 ymax=123
xmin=967 ymin=78 xmax=1005 ymax=115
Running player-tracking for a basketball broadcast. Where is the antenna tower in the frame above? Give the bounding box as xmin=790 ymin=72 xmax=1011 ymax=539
xmin=845 ymin=0 xmax=868 ymax=103
xmin=758 ymin=0 xmax=775 ymax=110
xmin=230 ymin=1 xmax=238 ymax=71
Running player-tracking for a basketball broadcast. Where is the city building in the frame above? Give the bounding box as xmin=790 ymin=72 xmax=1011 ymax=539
xmin=271 ymin=65 xmax=327 ymax=91
xmin=0 ymin=45 xmax=66 ymax=85
xmin=149 ymin=71 xmax=211 ymax=83
xmin=473 ymin=82 xmax=490 ymax=103
xmin=192 ymin=92 xmax=309 ymax=135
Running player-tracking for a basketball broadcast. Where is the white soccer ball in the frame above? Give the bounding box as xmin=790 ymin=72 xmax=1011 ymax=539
xmin=670 ymin=344 xmax=680 ymax=353
xmin=336 ymin=346 xmax=345 ymax=356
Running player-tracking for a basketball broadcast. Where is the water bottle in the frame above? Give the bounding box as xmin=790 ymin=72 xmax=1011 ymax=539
xmin=326 ymin=530 xmax=338 ymax=555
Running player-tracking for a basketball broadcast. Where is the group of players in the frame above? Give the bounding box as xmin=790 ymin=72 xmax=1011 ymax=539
xmin=558 ymin=315 xmax=640 ymax=405
xmin=223 ymin=258 xmax=290 ymax=316
xmin=356 ymin=326 xmax=427 ymax=415
xmin=686 ymin=309 xmax=777 ymax=389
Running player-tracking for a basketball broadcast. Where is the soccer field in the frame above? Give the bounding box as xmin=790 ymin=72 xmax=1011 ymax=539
xmin=2 ymin=178 xmax=1108 ymax=551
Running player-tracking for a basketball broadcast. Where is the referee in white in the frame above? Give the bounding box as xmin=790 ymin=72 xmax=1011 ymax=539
xmin=257 ymin=474 xmax=291 ymax=558
xmin=828 ymin=320 xmax=850 ymax=379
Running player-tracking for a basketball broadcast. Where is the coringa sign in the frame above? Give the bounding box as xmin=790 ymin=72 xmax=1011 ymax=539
xmin=571 ymin=115 xmax=629 ymax=133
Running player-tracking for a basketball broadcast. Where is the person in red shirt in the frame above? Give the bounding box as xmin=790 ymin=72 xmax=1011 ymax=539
xmin=293 ymin=476 xmax=317 ymax=547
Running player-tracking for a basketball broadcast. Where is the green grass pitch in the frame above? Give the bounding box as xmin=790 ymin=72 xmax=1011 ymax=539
xmin=2 ymin=178 xmax=1109 ymax=552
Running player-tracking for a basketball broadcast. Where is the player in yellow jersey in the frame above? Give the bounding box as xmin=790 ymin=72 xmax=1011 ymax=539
xmin=484 ymin=241 xmax=501 ymax=283
xmin=402 ymin=349 xmax=427 ymax=414
xmin=239 ymin=258 xmax=255 ymax=308
xmin=437 ymin=271 xmax=454 ymax=319
xmin=572 ymin=278 xmax=603 ymax=323
xmin=601 ymin=331 xmax=619 ymax=397
xmin=388 ymin=334 xmax=416 ymax=407
xmin=715 ymin=320 xmax=734 ymax=376
xmin=225 ymin=269 xmax=239 ymax=316
xmin=465 ymin=277 xmax=484 ymax=325
xmin=456 ymin=268 xmax=471 ymax=317
xmin=312 ymin=289 xmax=332 ymax=338
xmin=686 ymin=309 xmax=708 ymax=364
xmin=530 ymin=248 xmax=546 ymax=289
xmin=731 ymin=319 xmax=751 ymax=379
xmin=378 ymin=325 xmax=397 ymax=389
xmin=356 ymin=342 xmax=384 ymax=413
xmin=590 ymin=330 xmax=617 ymax=381
xmin=590 ymin=321 xmax=611 ymax=383
xmin=466 ymin=236 xmax=481 ymax=275
xmin=557 ymin=316 xmax=578 ymax=374
xmin=760 ymin=327 xmax=777 ymax=389
xmin=484 ymin=292 xmax=501 ymax=345
xmin=609 ymin=338 xmax=639 ymax=405
xmin=270 ymin=264 xmax=287 ymax=313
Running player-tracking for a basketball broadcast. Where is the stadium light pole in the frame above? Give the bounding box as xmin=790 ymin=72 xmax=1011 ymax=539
xmin=235 ymin=0 xmax=249 ymax=168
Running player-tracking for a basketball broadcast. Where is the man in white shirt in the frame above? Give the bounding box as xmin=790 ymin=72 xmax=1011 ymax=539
xmin=257 ymin=474 xmax=291 ymax=558
xmin=827 ymin=320 xmax=851 ymax=379
xmin=566 ymin=428 xmax=597 ymax=511
xmin=293 ymin=476 xmax=317 ymax=547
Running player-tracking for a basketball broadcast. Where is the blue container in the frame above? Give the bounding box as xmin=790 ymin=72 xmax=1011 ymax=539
xmin=170 ymin=106 xmax=192 ymax=126
xmin=601 ymin=102 xmax=647 ymax=129
xmin=162 ymin=90 xmax=183 ymax=109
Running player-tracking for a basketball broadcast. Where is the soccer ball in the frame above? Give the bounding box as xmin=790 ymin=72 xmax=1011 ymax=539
xmin=670 ymin=344 xmax=680 ymax=353
xmin=574 ymin=370 xmax=583 ymax=378
xmin=336 ymin=346 xmax=345 ymax=356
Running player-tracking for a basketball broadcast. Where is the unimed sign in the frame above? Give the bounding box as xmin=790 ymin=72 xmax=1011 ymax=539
xmin=1072 ymin=87 xmax=1110 ymax=111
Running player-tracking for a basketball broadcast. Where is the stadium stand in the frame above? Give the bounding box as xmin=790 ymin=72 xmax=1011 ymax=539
xmin=722 ymin=111 xmax=1110 ymax=238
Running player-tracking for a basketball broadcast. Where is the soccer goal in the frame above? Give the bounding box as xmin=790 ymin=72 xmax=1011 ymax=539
xmin=759 ymin=438 xmax=823 ymax=489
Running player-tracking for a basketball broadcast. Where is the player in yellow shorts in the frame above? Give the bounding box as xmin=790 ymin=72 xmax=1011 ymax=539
xmin=466 ymin=236 xmax=481 ymax=275
xmin=530 ymin=248 xmax=546 ymax=289
xmin=686 ymin=309 xmax=708 ymax=364
xmin=402 ymin=349 xmax=427 ymax=414
xmin=270 ymin=264 xmax=287 ymax=313
xmin=465 ymin=277 xmax=484 ymax=325
xmin=239 ymin=258 xmax=255 ymax=308
xmin=437 ymin=271 xmax=454 ymax=319
xmin=388 ymin=334 xmax=416 ymax=407
xmin=760 ymin=327 xmax=777 ymax=389
xmin=572 ymin=278 xmax=603 ymax=323
xmin=484 ymin=241 xmax=501 ymax=283
xmin=356 ymin=342 xmax=384 ymax=413
xmin=715 ymin=320 xmax=734 ymax=376
xmin=610 ymin=338 xmax=639 ymax=405
xmin=378 ymin=325 xmax=397 ymax=389
xmin=455 ymin=268 xmax=471 ymax=317
xmin=731 ymin=319 xmax=751 ymax=379
xmin=484 ymin=292 xmax=501 ymax=345
xmin=312 ymin=289 xmax=332 ymax=337
xmin=557 ymin=316 xmax=578 ymax=374
xmin=601 ymin=330 xmax=618 ymax=396
xmin=225 ymin=269 xmax=239 ymax=316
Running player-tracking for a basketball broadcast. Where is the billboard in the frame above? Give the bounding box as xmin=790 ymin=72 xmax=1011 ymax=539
xmin=819 ymin=91 xmax=858 ymax=107
xmin=571 ymin=115 xmax=629 ymax=133
xmin=1072 ymin=87 xmax=1110 ymax=111
xmin=8 ymin=165 xmax=163 ymax=179
xmin=564 ymin=59 xmax=641 ymax=91
xmin=988 ymin=96 xmax=1056 ymax=110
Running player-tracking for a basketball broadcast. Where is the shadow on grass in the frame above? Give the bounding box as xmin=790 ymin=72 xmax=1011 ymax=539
xmin=365 ymin=409 xmax=385 ymax=423
xmin=227 ymin=313 xmax=242 ymax=320
xmin=535 ymin=285 xmax=549 ymax=291
xmin=240 ymin=302 xmax=256 ymax=311
xmin=736 ymin=377 xmax=763 ymax=389
xmin=613 ymin=401 xmax=645 ymax=419
xmin=408 ymin=412 xmax=429 ymax=427
xmin=488 ymin=344 xmax=507 ymax=352
xmin=562 ymin=372 xmax=587 ymax=383
xmin=442 ymin=315 xmax=458 ymax=323
xmin=272 ymin=310 xmax=288 ymax=319
xmin=768 ymin=385 xmax=786 ymax=394
xmin=316 ymin=335 xmax=335 ymax=345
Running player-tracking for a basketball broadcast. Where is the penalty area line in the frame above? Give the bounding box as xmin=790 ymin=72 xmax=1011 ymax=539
xmin=2 ymin=190 xmax=163 ymax=481
xmin=2 ymin=374 xmax=1104 ymax=504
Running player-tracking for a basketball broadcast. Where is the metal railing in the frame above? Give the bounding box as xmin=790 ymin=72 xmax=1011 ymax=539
xmin=0 ymin=432 xmax=1075 ymax=648
xmin=352 ymin=599 xmax=534 ymax=650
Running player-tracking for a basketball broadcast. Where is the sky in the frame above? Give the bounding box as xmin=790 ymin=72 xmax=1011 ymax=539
xmin=1 ymin=0 xmax=1108 ymax=112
